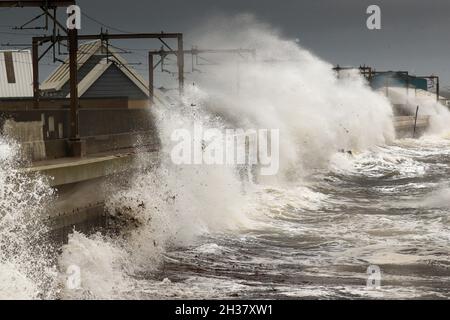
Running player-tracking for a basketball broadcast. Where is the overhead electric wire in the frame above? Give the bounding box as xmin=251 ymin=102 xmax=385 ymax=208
xmin=0 ymin=30 xmax=45 ymax=36
xmin=81 ymin=11 xmax=135 ymax=34
xmin=81 ymin=10 xmax=196 ymax=49
xmin=1 ymin=8 xmax=193 ymax=85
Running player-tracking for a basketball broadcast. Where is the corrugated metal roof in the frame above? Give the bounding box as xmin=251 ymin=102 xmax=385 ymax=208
xmin=0 ymin=50 xmax=33 ymax=98
xmin=41 ymin=40 xmax=102 ymax=91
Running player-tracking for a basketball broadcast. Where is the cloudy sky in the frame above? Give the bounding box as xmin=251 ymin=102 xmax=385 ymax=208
xmin=1 ymin=0 xmax=449 ymax=88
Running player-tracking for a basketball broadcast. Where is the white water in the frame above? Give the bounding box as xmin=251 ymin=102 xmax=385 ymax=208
xmin=188 ymin=15 xmax=395 ymax=176
xmin=0 ymin=138 xmax=57 ymax=300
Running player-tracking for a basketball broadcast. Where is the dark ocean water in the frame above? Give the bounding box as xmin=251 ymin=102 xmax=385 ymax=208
xmin=134 ymin=138 xmax=450 ymax=300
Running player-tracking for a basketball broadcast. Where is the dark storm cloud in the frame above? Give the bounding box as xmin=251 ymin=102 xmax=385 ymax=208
xmin=1 ymin=0 xmax=449 ymax=84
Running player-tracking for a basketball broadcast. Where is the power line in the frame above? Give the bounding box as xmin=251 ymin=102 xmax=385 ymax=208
xmin=80 ymin=10 xmax=198 ymax=51
xmin=0 ymin=31 xmax=44 ymax=36
xmin=81 ymin=11 xmax=135 ymax=34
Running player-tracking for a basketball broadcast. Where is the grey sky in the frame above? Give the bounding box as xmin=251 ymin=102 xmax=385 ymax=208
xmin=1 ymin=0 xmax=449 ymax=88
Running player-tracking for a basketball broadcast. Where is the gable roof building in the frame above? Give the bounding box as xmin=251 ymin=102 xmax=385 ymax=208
xmin=0 ymin=50 xmax=33 ymax=98
xmin=41 ymin=40 xmax=167 ymax=106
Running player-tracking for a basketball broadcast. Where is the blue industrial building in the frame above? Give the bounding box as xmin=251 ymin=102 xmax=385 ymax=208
xmin=370 ymin=71 xmax=429 ymax=91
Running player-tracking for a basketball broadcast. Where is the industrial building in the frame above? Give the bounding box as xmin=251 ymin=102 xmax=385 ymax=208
xmin=370 ymin=71 xmax=429 ymax=91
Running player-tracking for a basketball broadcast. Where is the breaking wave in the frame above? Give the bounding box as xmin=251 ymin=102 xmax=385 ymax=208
xmin=58 ymin=15 xmax=399 ymax=299
xmin=0 ymin=137 xmax=57 ymax=300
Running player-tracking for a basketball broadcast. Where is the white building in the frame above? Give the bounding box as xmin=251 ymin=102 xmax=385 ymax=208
xmin=0 ymin=50 xmax=33 ymax=98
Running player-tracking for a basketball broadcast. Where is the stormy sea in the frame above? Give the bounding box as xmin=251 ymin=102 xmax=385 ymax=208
xmin=1 ymin=16 xmax=449 ymax=300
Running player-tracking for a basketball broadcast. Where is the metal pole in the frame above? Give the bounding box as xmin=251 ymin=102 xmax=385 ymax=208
xmin=32 ymin=38 xmax=39 ymax=108
xmin=436 ymin=77 xmax=440 ymax=103
xmin=413 ymin=106 xmax=419 ymax=138
xmin=148 ymin=52 xmax=154 ymax=104
xmin=406 ymin=77 xmax=409 ymax=105
xmin=177 ymin=34 xmax=184 ymax=95
xmin=68 ymin=28 xmax=79 ymax=140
